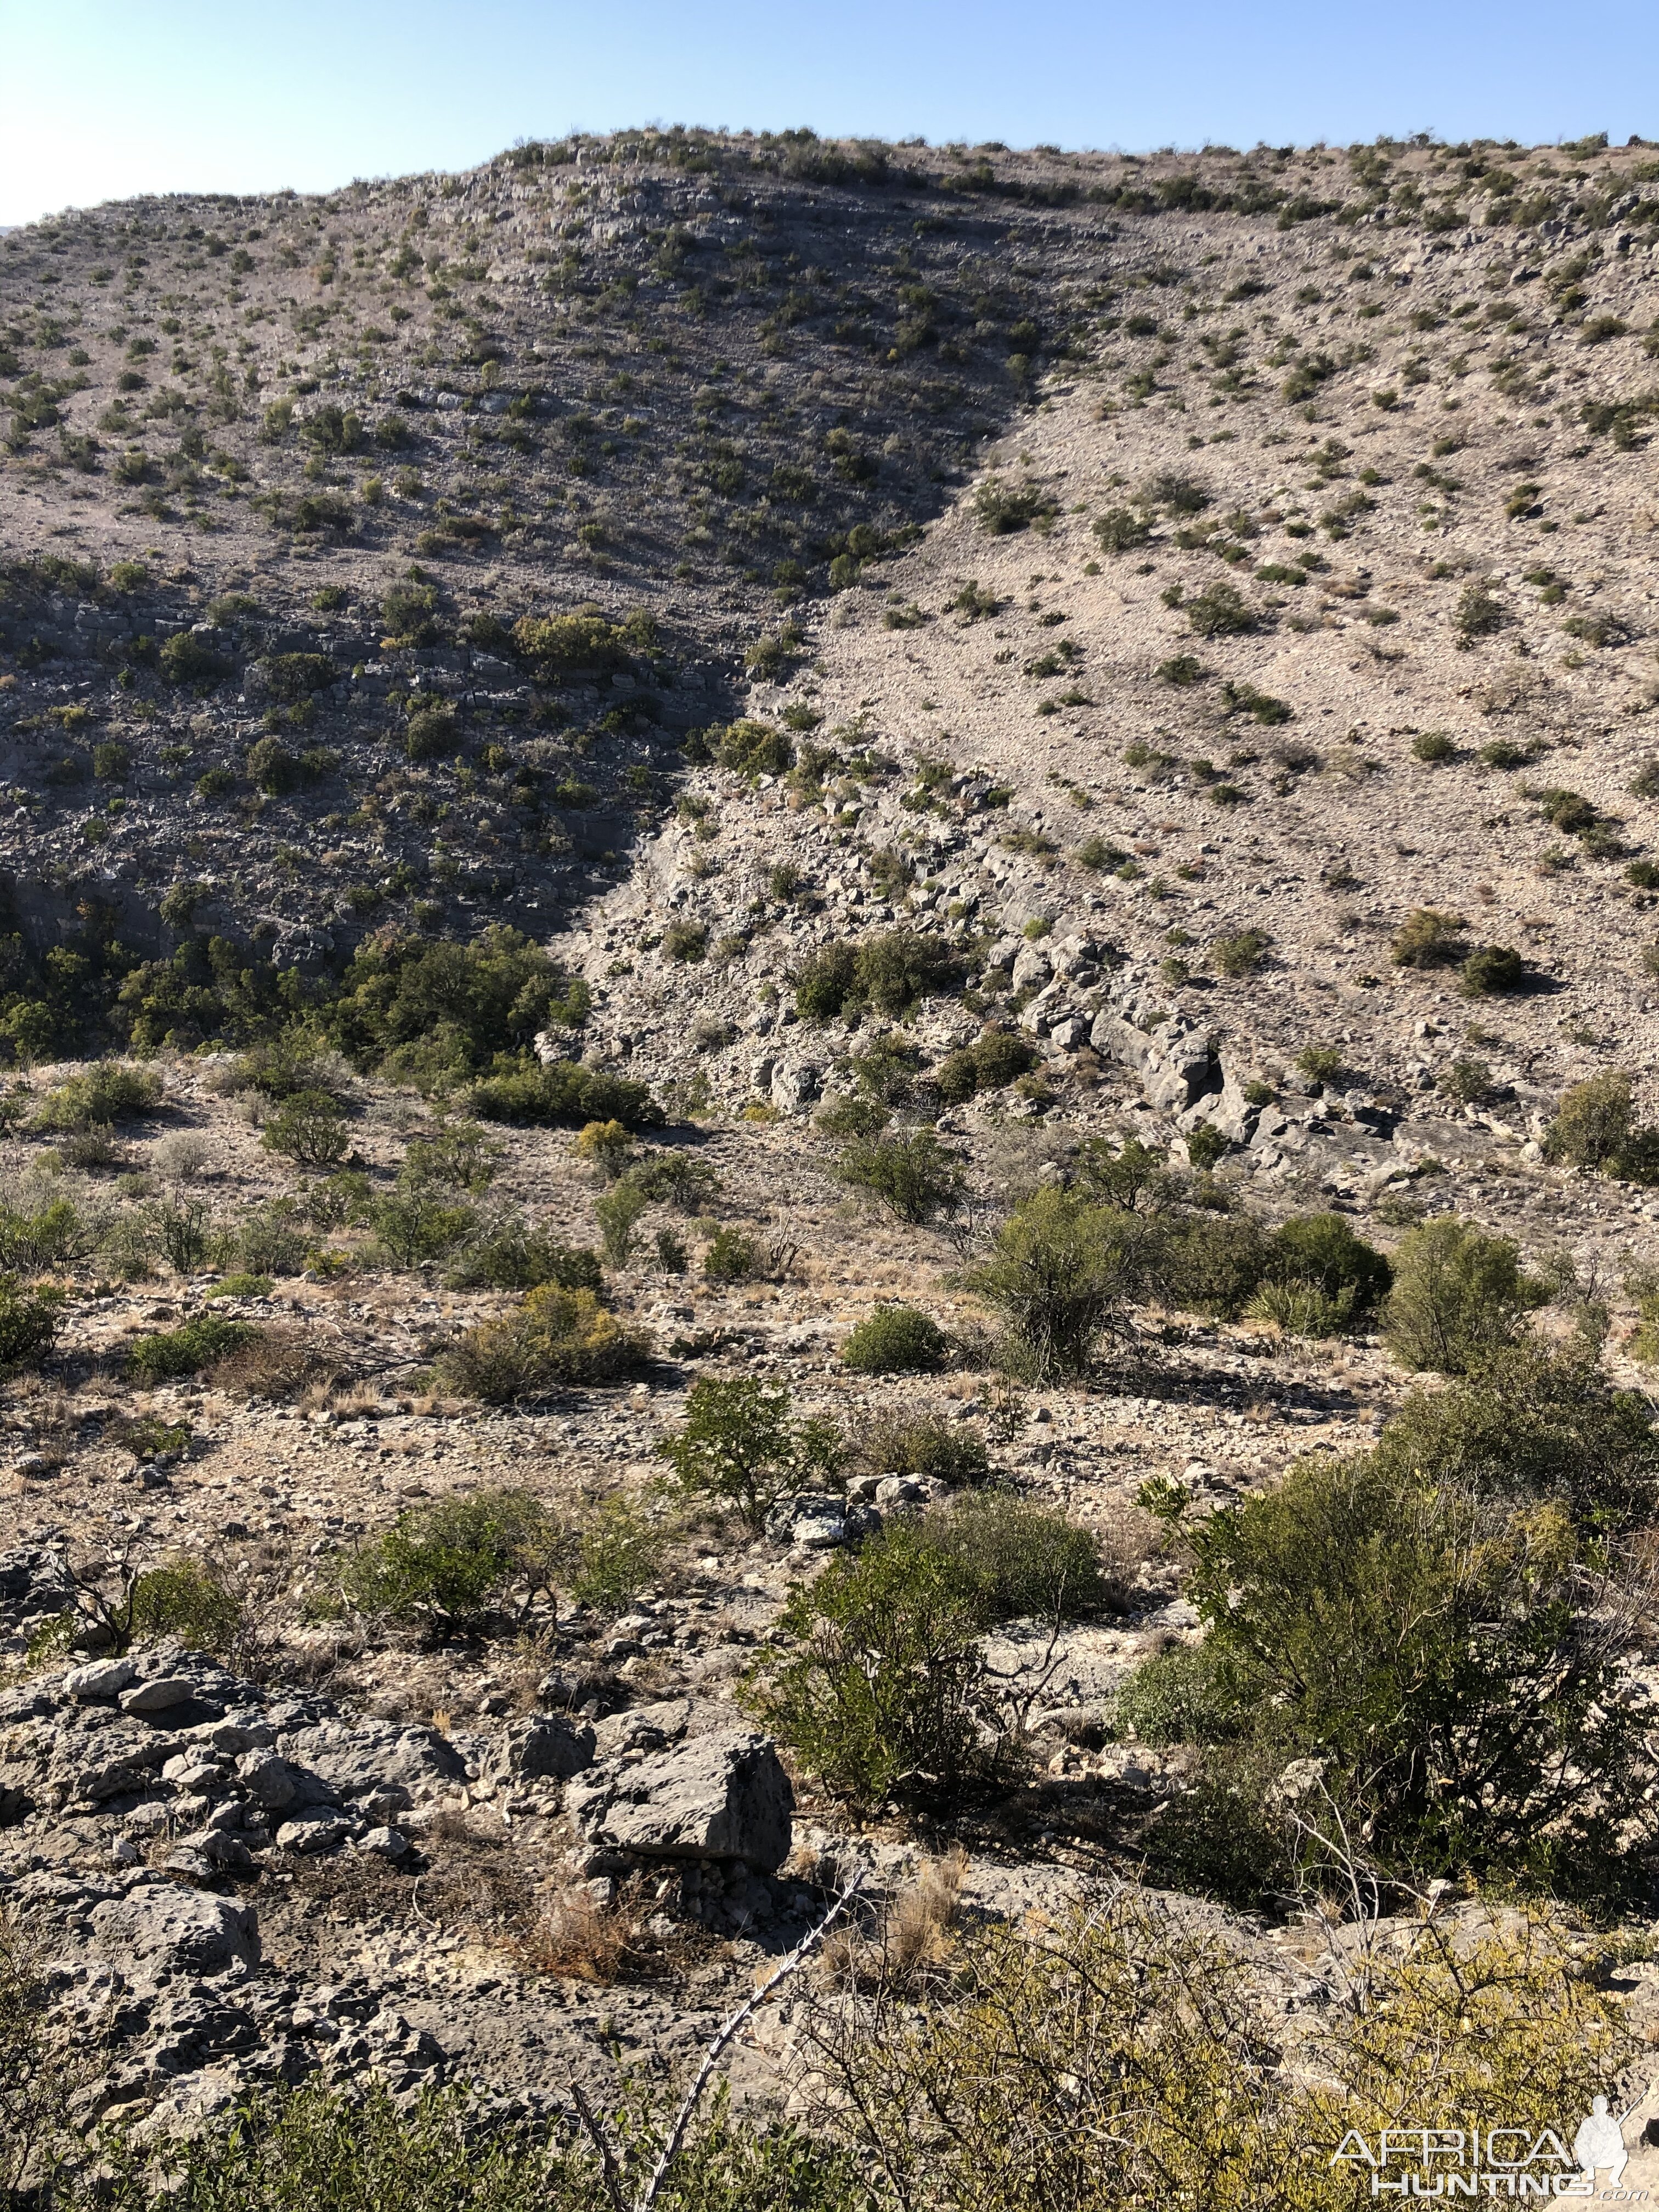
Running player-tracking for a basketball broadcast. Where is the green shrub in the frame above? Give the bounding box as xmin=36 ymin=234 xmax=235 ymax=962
xmin=841 ymin=1305 xmax=949 ymax=1374
xmin=261 ymin=1090 xmax=351 ymax=1170
xmin=1543 ymin=1069 xmax=1659 ymax=1183
xmin=1373 ymin=1345 xmax=1659 ymax=1536
xmin=1261 ymin=1211 xmax=1391 ymax=1323
xmin=1120 ymin=1449 xmax=1656 ymax=1903
xmin=130 ymin=1556 xmax=242 ymax=1653
xmin=1183 ymin=581 xmax=1257 ymax=637
xmin=934 ymin=1030 xmax=1034 ymax=1103
xmin=31 ymin=1062 xmax=161 ymax=1132
xmin=512 ymin=604 xmax=654 ymax=677
xmin=1391 ymin=907 xmax=1468 ymax=968
xmin=1460 ymin=943 xmax=1528 ymax=996
xmin=328 ymin=1488 xmax=570 ymax=1632
xmin=702 ymin=1225 xmax=764 ymax=1282
xmin=793 ymin=941 xmax=859 ymax=1020
xmin=1383 ymin=1216 xmax=1543 ymax=1374
xmin=1209 ymin=928 xmax=1271 ymax=978
xmin=855 ymin=1410 xmax=991 ymax=1489
xmin=468 ymin=1055 xmax=662 ymax=1130
xmin=1453 ymin=578 xmax=1505 ymax=641
xmin=159 ymin=630 xmax=230 ymax=684
xmin=967 ymin=1187 xmax=1146 ymax=1378
xmin=744 ymin=1524 xmax=990 ymax=1804
xmin=404 ymin=706 xmax=456 ymax=763
xmin=0 ymin=1197 xmax=93 ymax=1272
xmin=569 ymin=1491 xmax=671 ymax=1613
xmin=436 ymin=1285 xmax=650 ymax=1402
xmin=381 ymin=581 xmax=442 ymax=647
xmin=630 ymin=1151 xmax=721 ymax=1210
xmin=443 ymin=1219 xmax=602 ymax=1293
xmin=0 ymin=1279 xmax=60 ymax=1370
xmin=246 ymin=737 xmax=302 ymax=794
xmin=209 ymin=1273 xmax=273 ymax=1301
xmin=1294 ymin=1043 xmax=1344 ymax=1090
xmin=713 ymin=720 xmax=793 ymax=777
xmin=594 ymin=1180 xmax=648 ymax=1266
xmin=1093 ymin=506 xmax=1152 ymax=553
xmin=850 ymin=930 xmax=961 ymax=1018
xmin=227 ymin=1202 xmax=309 ymax=1278
xmin=369 ymin=1189 xmax=479 ymax=1269
xmin=919 ymin=1491 xmax=1120 ymax=1621
xmin=1184 ymin=1124 xmax=1228 ymax=1171
xmin=657 ymin=1377 xmax=841 ymax=1529
xmin=127 ymin=1312 xmax=256 ymax=1382
xmin=973 ymin=476 xmax=1057 ymax=534
xmin=150 ymin=1194 xmax=213 ymax=1274
xmin=1160 ymin=1212 xmax=1268 ymax=1319
xmin=327 ymin=928 xmax=592 ymax=1088
xmin=836 ymin=1129 xmax=965 ymax=1224
xmin=92 ymin=742 xmax=129 ymax=783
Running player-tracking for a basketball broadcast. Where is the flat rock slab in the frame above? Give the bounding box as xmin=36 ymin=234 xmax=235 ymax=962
xmin=89 ymin=1883 xmax=258 ymax=1983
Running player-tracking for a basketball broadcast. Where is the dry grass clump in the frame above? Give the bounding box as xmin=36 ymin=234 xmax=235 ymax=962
xmin=522 ymin=1876 xmax=642 ymax=1982
xmin=823 ymin=1847 xmax=969 ymax=1991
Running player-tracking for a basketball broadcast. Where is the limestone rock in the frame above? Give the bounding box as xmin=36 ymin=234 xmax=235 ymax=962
xmin=566 ymin=1728 xmax=793 ymax=1870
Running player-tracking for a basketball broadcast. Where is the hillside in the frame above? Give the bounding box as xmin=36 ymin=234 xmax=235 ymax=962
xmin=5 ymin=127 xmax=1659 ymax=2200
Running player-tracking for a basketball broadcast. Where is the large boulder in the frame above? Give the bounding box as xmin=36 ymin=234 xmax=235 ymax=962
xmin=493 ymin=1714 xmax=595 ymax=1784
xmin=566 ymin=1729 xmax=793 ymax=1871
xmin=278 ymin=1719 xmax=465 ymax=1807
xmin=89 ymin=1884 xmax=258 ymax=1984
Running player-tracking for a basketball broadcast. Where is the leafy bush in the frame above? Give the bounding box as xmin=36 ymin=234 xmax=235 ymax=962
xmin=1373 ymin=1345 xmax=1659 ymax=1537
xmin=836 ymin=1129 xmax=965 ymax=1223
xmin=568 ymin=1491 xmax=671 ymax=1613
xmin=594 ymin=1180 xmax=648 ymax=1266
xmin=468 ymin=1054 xmax=662 ymax=1130
xmin=0 ymin=1279 xmax=60 ymax=1370
xmin=745 ymin=1524 xmax=991 ymax=1804
xmin=444 ymin=1219 xmax=602 ymax=1293
xmin=512 ymin=604 xmax=654 ymax=677
xmin=713 ymin=720 xmax=793 ymax=777
xmin=973 ymin=476 xmax=1057 ymax=534
xmin=326 ymin=928 xmax=592 ymax=1088
xmin=31 ymin=1062 xmax=161 ymax=1132
xmin=327 ymin=1488 xmax=572 ymax=1634
xmin=1209 ymin=928 xmax=1271 ymax=978
xmin=1093 ymin=506 xmax=1152 ymax=553
xmin=127 ymin=1312 xmax=256 ymax=1382
xmin=436 ymin=1286 xmax=650 ymax=1401
xmin=841 ymin=1305 xmax=949 ymax=1374
xmin=1391 ymin=907 xmax=1466 ymax=967
xmin=404 ymin=706 xmax=456 ymax=763
xmin=934 ymin=1029 xmax=1034 ymax=1103
xmin=1454 ymin=578 xmax=1506 ymax=640
xmin=0 ymin=1197 xmax=93 ymax=1272
xmin=918 ymin=1491 xmax=1121 ymax=1622
xmin=795 ymin=930 xmax=960 ymax=1024
xmin=702 ymin=1225 xmax=764 ymax=1282
xmin=1460 ymin=943 xmax=1528 ymax=996
xmin=130 ymin=1555 xmax=243 ymax=1652
xmin=226 ymin=1201 xmax=309 ymax=1278
xmin=967 ymin=1187 xmax=1148 ymax=1379
xmin=574 ymin=1119 xmax=636 ymax=1181
xmin=368 ymin=1188 xmax=478 ymax=1270
xmin=630 ymin=1151 xmax=721 ymax=1210
xmin=1543 ymin=1069 xmax=1659 ymax=1182
xmin=159 ymin=630 xmax=230 ymax=684
xmin=855 ymin=1410 xmax=991 ymax=1489
xmin=1383 ymin=1216 xmax=1543 ymax=1375
xmin=1183 ymin=581 xmax=1257 ymax=637
xmin=1121 ymin=1449 xmax=1657 ymax=1903
xmin=1160 ymin=1212 xmax=1268 ymax=1319
xmin=1257 ymin=1211 xmax=1391 ymax=1329
xmin=261 ymin=1090 xmax=351 ymax=1170
xmin=657 ymin=1377 xmax=841 ymax=1529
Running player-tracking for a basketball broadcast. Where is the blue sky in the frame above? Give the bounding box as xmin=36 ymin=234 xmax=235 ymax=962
xmin=2 ymin=0 xmax=1655 ymax=228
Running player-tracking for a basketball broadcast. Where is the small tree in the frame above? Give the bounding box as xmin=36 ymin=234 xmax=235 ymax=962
xmin=261 ymin=1090 xmax=349 ymax=1171
xmin=836 ymin=1129 xmax=965 ymax=1224
xmin=1383 ymin=1216 xmax=1542 ymax=1374
xmin=657 ymin=1378 xmax=842 ymax=1529
xmin=968 ymin=1188 xmax=1150 ymax=1379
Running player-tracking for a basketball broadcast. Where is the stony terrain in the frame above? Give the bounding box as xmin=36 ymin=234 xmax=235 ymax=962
xmin=7 ymin=126 xmax=1659 ymax=2174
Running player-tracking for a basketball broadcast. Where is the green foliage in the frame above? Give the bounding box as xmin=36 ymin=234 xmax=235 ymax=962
xmin=31 ymin=1062 xmax=161 ymax=1132
xmin=1391 ymin=906 xmax=1468 ymax=967
xmin=468 ymin=1053 xmax=662 ymax=1130
xmin=0 ymin=1196 xmax=94 ymax=1272
xmin=1120 ymin=1447 xmax=1657 ymax=1904
xmin=130 ymin=1555 xmax=242 ymax=1652
xmin=1543 ymin=1069 xmax=1659 ymax=1183
xmin=0 ymin=1279 xmax=60 ymax=1370
xmin=1209 ymin=928 xmax=1271 ymax=978
xmin=855 ymin=1410 xmax=991 ymax=1489
xmin=436 ymin=1285 xmax=650 ymax=1401
xmin=1293 ymin=1043 xmax=1344 ymax=1089
xmin=261 ymin=1088 xmax=350 ymax=1170
xmin=1372 ymin=1346 xmax=1659 ymax=1537
xmin=973 ymin=476 xmax=1057 ymax=534
xmin=794 ymin=930 xmax=961 ymax=1022
xmin=1454 ymin=578 xmax=1506 ymax=640
xmin=569 ymin=1491 xmax=671 ymax=1613
xmin=702 ymin=1225 xmax=765 ymax=1282
xmin=443 ymin=1219 xmax=602 ymax=1293
xmin=1161 ymin=1212 xmax=1269 ymax=1319
xmin=836 ymin=1128 xmax=965 ymax=1224
xmin=746 ymin=1523 xmax=990 ymax=1804
xmin=127 ymin=1311 xmax=255 ymax=1382
xmin=1093 ymin=506 xmax=1152 ymax=552
xmin=326 ymin=928 xmax=592 ymax=1090
xmin=840 ymin=1304 xmax=949 ymax=1374
xmin=934 ymin=1029 xmax=1034 ymax=1103
xmin=159 ymin=630 xmax=230 ymax=685
xmin=1183 ymin=580 xmax=1257 ymax=637
xmin=326 ymin=1487 xmax=570 ymax=1633
xmin=657 ymin=1377 xmax=841 ymax=1529
xmin=1259 ymin=1211 xmax=1391 ymax=1329
xmin=713 ymin=719 xmax=793 ymax=777
xmin=594 ymin=1178 xmax=648 ymax=1266
xmin=1383 ymin=1216 xmax=1544 ymax=1374
xmin=967 ymin=1187 xmax=1149 ymax=1379
xmin=918 ymin=1490 xmax=1120 ymax=1623
xmin=76 ymin=2077 xmax=857 ymax=2212
xmin=512 ymin=603 xmax=654 ymax=677
xmin=630 ymin=1150 xmax=721 ymax=1211
xmin=1460 ymin=943 xmax=1528 ymax=996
